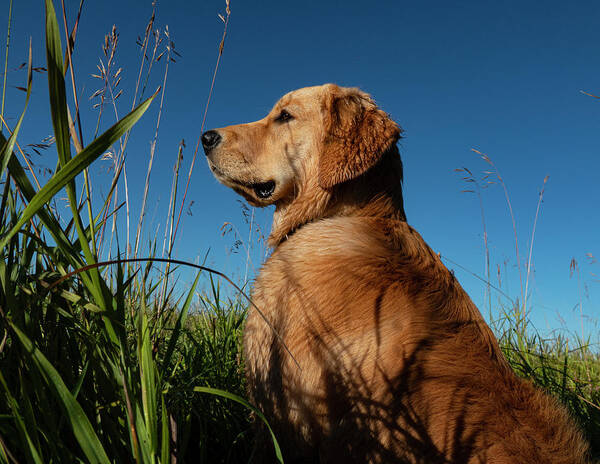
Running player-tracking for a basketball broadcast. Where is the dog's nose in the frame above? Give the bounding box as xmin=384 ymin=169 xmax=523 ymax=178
xmin=201 ymin=130 xmax=222 ymax=153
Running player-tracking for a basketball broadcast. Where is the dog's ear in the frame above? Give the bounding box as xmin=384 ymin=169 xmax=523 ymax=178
xmin=319 ymin=86 xmax=401 ymax=189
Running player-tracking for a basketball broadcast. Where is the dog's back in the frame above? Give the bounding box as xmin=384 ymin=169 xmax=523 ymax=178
xmin=246 ymin=215 xmax=589 ymax=463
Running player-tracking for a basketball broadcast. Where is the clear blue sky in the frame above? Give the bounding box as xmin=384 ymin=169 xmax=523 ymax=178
xmin=3 ymin=0 xmax=599 ymax=339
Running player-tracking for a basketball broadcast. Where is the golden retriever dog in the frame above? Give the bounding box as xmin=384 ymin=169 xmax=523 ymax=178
xmin=202 ymin=84 xmax=590 ymax=463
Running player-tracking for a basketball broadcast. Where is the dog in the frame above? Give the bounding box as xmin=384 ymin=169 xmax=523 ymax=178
xmin=203 ymin=84 xmax=590 ymax=463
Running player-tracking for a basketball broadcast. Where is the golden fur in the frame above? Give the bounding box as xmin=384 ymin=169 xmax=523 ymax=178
xmin=204 ymin=84 xmax=590 ymax=463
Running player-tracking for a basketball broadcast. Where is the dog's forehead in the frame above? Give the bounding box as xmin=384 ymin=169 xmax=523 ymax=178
xmin=278 ymin=85 xmax=331 ymax=108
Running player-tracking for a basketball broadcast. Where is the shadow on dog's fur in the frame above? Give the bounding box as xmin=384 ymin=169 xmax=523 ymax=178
xmin=204 ymin=84 xmax=591 ymax=463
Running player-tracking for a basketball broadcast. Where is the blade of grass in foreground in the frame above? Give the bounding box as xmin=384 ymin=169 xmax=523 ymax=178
xmin=160 ymin=395 xmax=170 ymax=464
xmin=44 ymin=0 xmax=71 ymax=169
xmin=45 ymin=0 xmax=100 ymax=267
xmin=138 ymin=299 xmax=159 ymax=461
xmin=0 ymin=90 xmax=157 ymax=251
xmin=0 ymin=371 xmax=44 ymax=464
xmin=10 ymin=324 xmax=111 ymax=464
xmin=163 ymin=269 xmax=202 ymax=372
xmin=193 ymin=386 xmax=284 ymax=463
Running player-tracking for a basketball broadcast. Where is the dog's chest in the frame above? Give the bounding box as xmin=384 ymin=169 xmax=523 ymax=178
xmin=243 ymin=219 xmax=412 ymax=393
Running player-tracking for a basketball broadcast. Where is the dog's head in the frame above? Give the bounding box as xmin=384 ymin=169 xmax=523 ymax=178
xmin=203 ymin=84 xmax=404 ymax=245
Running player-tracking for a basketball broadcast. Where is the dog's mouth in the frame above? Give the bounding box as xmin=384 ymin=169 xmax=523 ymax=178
xmin=251 ymin=181 xmax=276 ymax=199
xmin=209 ymin=163 xmax=276 ymax=201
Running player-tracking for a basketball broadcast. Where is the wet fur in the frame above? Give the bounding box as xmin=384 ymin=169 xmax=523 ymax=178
xmin=206 ymin=84 xmax=590 ymax=463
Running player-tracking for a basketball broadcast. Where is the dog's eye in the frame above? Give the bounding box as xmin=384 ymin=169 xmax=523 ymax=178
xmin=275 ymin=110 xmax=294 ymax=123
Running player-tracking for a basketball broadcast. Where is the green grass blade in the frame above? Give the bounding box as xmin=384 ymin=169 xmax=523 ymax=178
xmin=0 ymin=371 xmax=44 ymax=464
xmin=0 ymin=91 xmax=156 ymax=251
xmin=133 ymin=404 xmax=153 ymax=464
xmin=44 ymin=0 xmax=71 ymax=170
xmin=193 ymin=386 xmax=284 ymax=463
xmin=139 ymin=309 xmax=158 ymax=458
xmin=0 ymin=443 xmax=9 ymax=464
xmin=163 ymin=270 xmax=202 ymax=372
xmin=160 ymin=395 xmax=170 ymax=464
xmin=10 ymin=324 xmax=111 ymax=464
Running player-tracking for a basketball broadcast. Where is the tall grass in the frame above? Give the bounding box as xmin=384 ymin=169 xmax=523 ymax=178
xmin=0 ymin=1 xmax=281 ymax=463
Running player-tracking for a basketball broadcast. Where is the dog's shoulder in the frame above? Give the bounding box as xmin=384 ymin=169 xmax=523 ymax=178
xmin=269 ymin=216 xmax=398 ymax=272
xmin=253 ymin=217 xmax=394 ymax=309
xmin=255 ymin=216 xmax=442 ymax=306
xmin=267 ymin=216 xmax=439 ymax=277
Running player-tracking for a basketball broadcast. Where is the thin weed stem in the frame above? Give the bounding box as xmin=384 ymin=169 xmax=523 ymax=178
xmin=244 ymin=207 xmax=255 ymax=284
xmin=220 ymin=218 xmax=256 ymax=277
xmin=440 ymin=254 xmax=514 ymax=304
xmin=473 ymin=148 xmax=525 ymax=324
xmin=174 ymin=1 xmax=230 ymax=241
xmin=523 ymin=175 xmax=548 ymax=320
xmin=456 ymin=167 xmax=492 ymax=319
xmin=570 ymin=258 xmax=584 ymax=343
xmin=134 ymin=27 xmax=169 ymax=259
xmin=159 ymin=138 xmax=184 ymax=309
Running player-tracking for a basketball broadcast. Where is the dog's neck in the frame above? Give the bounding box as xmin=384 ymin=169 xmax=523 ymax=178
xmin=268 ymin=148 xmax=406 ymax=248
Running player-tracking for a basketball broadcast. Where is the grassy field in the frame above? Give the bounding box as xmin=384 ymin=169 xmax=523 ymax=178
xmin=0 ymin=1 xmax=598 ymax=462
